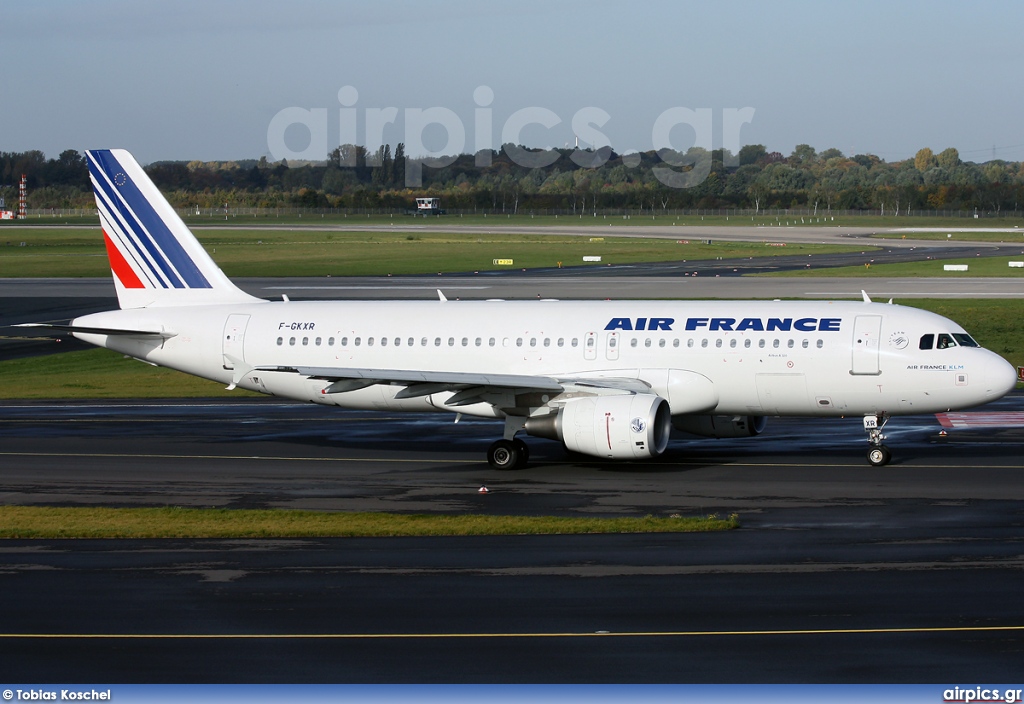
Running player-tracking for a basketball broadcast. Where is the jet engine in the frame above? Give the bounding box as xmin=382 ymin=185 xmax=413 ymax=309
xmin=525 ymin=394 xmax=672 ymax=459
xmin=672 ymin=414 xmax=767 ymax=438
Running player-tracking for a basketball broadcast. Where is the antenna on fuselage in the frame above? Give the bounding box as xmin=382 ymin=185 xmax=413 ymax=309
xmin=861 ymin=290 xmax=872 ymax=303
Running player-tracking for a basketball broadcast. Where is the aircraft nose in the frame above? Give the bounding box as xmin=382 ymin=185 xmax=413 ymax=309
xmin=982 ymin=354 xmax=1018 ymax=399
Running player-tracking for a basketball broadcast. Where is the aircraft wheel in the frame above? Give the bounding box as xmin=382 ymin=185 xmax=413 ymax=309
xmin=512 ymin=438 xmax=530 ymax=468
xmin=488 ymin=439 xmax=523 ymax=470
xmin=867 ymin=445 xmax=891 ymax=467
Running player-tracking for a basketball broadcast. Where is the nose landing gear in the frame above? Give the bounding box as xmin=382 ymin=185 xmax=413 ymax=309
xmin=864 ymin=413 xmax=891 ymax=466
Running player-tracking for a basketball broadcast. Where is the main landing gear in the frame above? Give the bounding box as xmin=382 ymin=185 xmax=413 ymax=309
xmin=487 ymin=417 xmax=530 ymax=470
xmin=487 ymin=438 xmax=530 ymax=470
xmin=864 ymin=413 xmax=891 ymax=467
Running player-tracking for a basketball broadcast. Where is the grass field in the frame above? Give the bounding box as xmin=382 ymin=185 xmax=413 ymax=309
xmin=872 ymin=229 xmax=1024 ymax=243
xmin=2 ymin=298 xmax=1020 ymax=399
xmin=5 ymin=211 xmax=1024 ymax=229
xmin=0 ymin=506 xmax=737 ymax=538
xmin=763 ymin=256 xmax=1024 ymax=278
xmin=0 ymin=347 xmax=259 ymax=399
xmin=0 ymin=227 xmax=869 ymax=277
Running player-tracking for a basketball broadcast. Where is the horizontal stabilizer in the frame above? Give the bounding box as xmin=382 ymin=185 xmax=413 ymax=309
xmin=14 ymin=323 xmax=176 ymax=339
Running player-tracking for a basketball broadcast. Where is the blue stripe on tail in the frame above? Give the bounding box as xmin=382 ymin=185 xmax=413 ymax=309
xmin=87 ymin=150 xmax=211 ymax=289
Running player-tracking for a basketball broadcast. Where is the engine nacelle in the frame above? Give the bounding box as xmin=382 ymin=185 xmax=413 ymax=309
xmin=672 ymin=414 xmax=767 ymax=438
xmin=525 ymin=394 xmax=672 ymax=459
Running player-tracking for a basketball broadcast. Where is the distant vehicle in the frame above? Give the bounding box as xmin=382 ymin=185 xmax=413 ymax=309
xmin=414 ymin=197 xmax=444 ymax=215
xmin=18 ymin=149 xmax=1019 ymax=470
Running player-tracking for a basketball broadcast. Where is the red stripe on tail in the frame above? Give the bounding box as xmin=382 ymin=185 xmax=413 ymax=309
xmin=103 ymin=230 xmax=145 ymax=289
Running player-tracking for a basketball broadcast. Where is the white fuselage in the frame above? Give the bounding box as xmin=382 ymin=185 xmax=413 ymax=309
xmin=73 ymin=298 xmax=1017 ymax=420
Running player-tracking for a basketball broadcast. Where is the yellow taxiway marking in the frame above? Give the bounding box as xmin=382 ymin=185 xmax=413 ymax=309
xmin=1 ymin=625 xmax=1023 ymax=639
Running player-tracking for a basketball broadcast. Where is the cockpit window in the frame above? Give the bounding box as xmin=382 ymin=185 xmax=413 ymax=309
xmin=922 ymin=332 xmax=980 ymax=350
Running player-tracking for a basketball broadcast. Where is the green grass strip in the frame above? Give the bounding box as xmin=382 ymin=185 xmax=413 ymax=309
xmin=0 ymin=506 xmax=737 ymax=539
xmin=0 ymin=227 xmax=867 ymax=277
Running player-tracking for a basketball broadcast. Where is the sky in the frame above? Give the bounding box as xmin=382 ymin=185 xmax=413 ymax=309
xmin=3 ymin=0 xmax=1023 ymax=165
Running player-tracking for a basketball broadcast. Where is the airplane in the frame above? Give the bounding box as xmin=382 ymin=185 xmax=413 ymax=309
xmin=19 ymin=149 xmax=1019 ymax=469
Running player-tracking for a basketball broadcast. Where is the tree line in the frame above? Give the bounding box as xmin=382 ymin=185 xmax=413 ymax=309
xmin=4 ymin=143 xmax=1024 ymax=216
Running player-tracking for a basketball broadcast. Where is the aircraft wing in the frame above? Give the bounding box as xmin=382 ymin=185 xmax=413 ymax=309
xmin=255 ymin=365 xmax=651 ymax=404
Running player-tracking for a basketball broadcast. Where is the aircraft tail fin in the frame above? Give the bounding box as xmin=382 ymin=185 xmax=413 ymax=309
xmin=86 ymin=149 xmax=260 ymax=309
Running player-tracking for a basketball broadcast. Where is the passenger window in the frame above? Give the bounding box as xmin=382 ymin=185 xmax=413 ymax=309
xmin=380 ymin=337 xmax=387 ymax=346
xmin=729 ymin=339 xmax=736 ymax=348
xmin=816 ymin=339 xmax=823 ymax=348
xmin=367 ymin=337 xmax=373 ymax=346
xmin=701 ymin=339 xmax=708 ymax=348
xmin=802 ymin=339 xmax=809 ymax=348
xmin=448 ymin=337 xmax=455 ymax=346
xmin=630 ymin=338 xmax=638 ymax=348
xmin=557 ymin=338 xmax=564 ymax=347
xmin=315 ymin=337 xmax=322 ymax=346
xmin=434 ymin=337 xmax=441 ymax=346
xmin=461 ymin=337 xmax=468 ymax=346
xmin=475 ymin=338 xmax=482 ymax=347
xmin=516 ymin=338 xmax=523 ymax=347
xmin=543 ymin=338 xmax=550 ymax=347
xmin=744 ymin=339 xmax=751 ymax=348
xmin=407 ymin=337 xmax=414 ymax=347
xmin=530 ymin=338 xmax=536 ymax=347
xmin=937 ymin=333 xmax=956 ymax=349
xmin=787 ymin=339 xmax=794 ymax=348
xmin=687 ymin=339 xmax=694 ymax=348
xmin=673 ymin=339 xmax=680 ymax=348
xmin=341 ymin=337 xmax=348 ymax=346
xmin=758 ymin=339 xmax=766 ymax=348
xmin=715 ymin=339 xmax=723 ymax=348
xmin=276 ymin=337 xmax=283 ymax=346
xmin=645 ymin=338 xmax=652 ymax=348
xmin=290 ymin=337 xmax=296 ymax=346
xmin=586 ymin=337 xmax=594 ymax=348
xmin=302 ymin=337 xmax=309 ymax=346
xmin=394 ymin=338 xmax=400 ymax=347
xmin=489 ymin=338 xmax=496 ymax=347
xmin=572 ymin=338 xmax=579 ymax=348
xmin=659 ymin=339 xmax=666 ymax=348
xmin=328 ymin=337 xmax=335 ymax=346
xmin=421 ymin=337 xmax=427 ymax=346
xmin=609 ymin=337 xmax=617 ymax=348
xmin=773 ymin=339 xmax=780 ymax=348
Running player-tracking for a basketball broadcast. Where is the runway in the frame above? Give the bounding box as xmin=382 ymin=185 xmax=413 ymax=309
xmin=2 ymin=237 xmax=1023 ymax=681
xmin=1 ymin=396 xmax=1023 ymax=681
